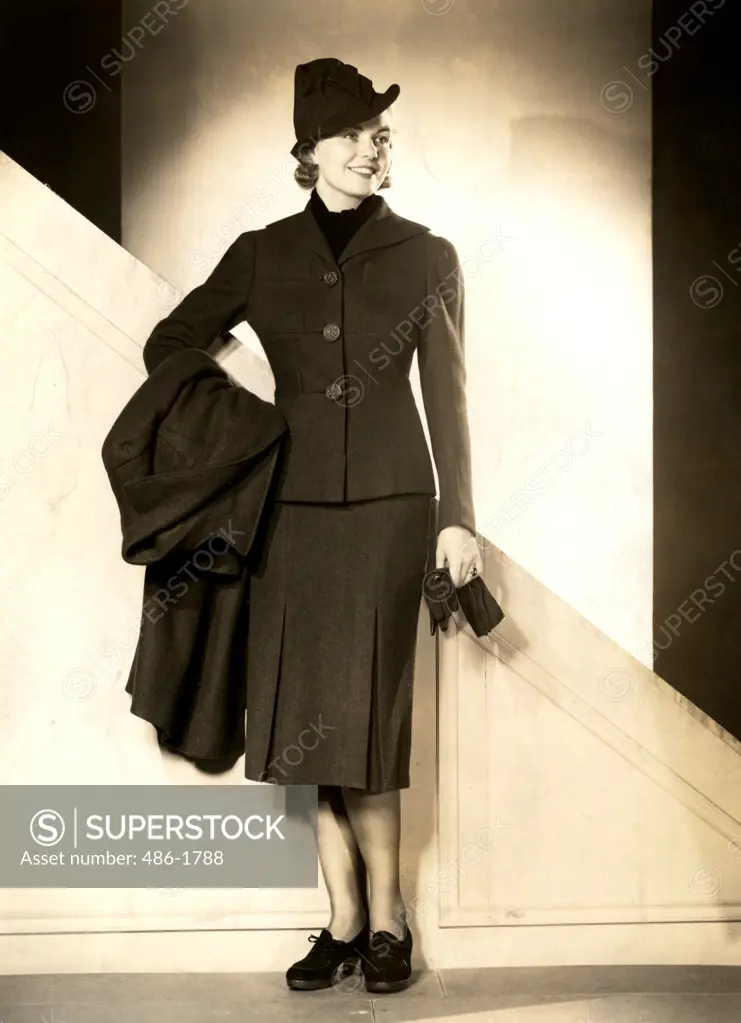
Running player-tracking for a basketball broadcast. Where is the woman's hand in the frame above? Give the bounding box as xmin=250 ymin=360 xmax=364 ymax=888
xmin=436 ymin=525 xmax=483 ymax=588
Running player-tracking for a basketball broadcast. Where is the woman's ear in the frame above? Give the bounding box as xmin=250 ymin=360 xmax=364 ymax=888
xmin=296 ymin=139 xmax=317 ymax=164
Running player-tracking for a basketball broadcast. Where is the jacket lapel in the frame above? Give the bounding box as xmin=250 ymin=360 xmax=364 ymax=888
xmin=275 ymin=195 xmax=429 ymax=266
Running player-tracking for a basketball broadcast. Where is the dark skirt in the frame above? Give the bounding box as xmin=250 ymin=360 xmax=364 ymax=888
xmin=243 ymin=494 xmax=435 ymax=793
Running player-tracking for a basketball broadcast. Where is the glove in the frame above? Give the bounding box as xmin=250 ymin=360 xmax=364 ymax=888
xmin=455 ymin=574 xmax=505 ymax=637
xmin=423 ymin=566 xmax=505 ymax=638
xmin=423 ymin=566 xmax=459 ymax=636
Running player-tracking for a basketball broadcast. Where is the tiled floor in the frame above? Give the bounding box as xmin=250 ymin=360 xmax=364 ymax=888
xmin=2 ymin=968 xmax=741 ymax=1021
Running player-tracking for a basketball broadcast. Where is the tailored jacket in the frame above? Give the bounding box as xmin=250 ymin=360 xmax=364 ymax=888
xmin=101 ymin=348 xmax=288 ymax=766
xmin=143 ymin=194 xmax=476 ymax=535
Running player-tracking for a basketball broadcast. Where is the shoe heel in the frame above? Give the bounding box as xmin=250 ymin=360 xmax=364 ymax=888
xmin=364 ymin=977 xmax=410 ymax=994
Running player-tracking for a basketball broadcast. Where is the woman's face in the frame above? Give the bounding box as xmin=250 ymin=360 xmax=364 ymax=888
xmin=311 ymin=109 xmax=394 ymax=201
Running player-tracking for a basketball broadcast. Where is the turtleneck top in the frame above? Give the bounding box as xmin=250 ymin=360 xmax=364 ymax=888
xmin=310 ymin=187 xmax=382 ymax=262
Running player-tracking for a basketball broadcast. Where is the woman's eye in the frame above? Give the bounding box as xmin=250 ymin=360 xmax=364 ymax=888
xmin=342 ymin=132 xmax=390 ymax=145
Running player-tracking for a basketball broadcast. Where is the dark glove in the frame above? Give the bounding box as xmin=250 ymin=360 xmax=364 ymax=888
xmin=455 ymin=574 xmax=505 ymax=637
xmin=423 ymin=567 xmax=459 ymax=635
xmin=423 ymin=566 xmax=505 ymax=638
xmin=422 ymin=497 xmax=504 ymax=637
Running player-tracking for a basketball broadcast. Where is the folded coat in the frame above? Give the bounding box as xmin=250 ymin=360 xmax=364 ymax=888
xmin=101 ymin=348 xmax=288 ymax=768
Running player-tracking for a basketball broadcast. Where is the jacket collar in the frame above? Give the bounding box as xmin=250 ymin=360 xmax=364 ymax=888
xmin=272 ymin=193 xmax=430 ymax=266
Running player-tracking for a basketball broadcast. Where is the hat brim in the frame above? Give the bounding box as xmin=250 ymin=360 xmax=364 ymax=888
xmin=291 ymin=83 xmax=400 ymax=160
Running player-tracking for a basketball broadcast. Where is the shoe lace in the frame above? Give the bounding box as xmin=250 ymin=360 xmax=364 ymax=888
xmin=368 ymin=927 xmax=408 ymax=959
xmin=304 ymin=930 xmax=344 ymax=965
xmin=369 ymin=931 xmax=394 ymax=957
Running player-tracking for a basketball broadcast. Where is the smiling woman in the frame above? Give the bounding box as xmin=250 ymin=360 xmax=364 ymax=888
xmin=140 ymin=54 xmax=480 ymax=996
xmin=293 ymin=113 xmax=396 ymax=195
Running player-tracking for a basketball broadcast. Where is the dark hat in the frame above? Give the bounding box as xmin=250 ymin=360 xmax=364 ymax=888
xmin=290 ymin=57 xmax=400 ymax=160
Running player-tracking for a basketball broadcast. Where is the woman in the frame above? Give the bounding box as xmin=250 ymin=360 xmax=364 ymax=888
xmin=142 ymin=57 xmax=482 ymax=993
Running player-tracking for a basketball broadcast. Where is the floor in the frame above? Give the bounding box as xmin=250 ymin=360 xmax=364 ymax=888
xmin=2 ymin=967 xmax=741 ymax=1022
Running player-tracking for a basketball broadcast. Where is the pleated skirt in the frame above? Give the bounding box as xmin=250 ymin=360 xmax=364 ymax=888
xmin=243 ymin=494 xmax=435 ymax=793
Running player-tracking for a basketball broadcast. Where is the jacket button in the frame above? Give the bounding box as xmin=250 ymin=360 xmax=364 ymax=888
xmin=325 ymin=382 xmax=342 ymax=400
xmin=322 ymin=322 xmax=341 ymax=342
xmin=323 ymin=270 xmax=339 ymax=286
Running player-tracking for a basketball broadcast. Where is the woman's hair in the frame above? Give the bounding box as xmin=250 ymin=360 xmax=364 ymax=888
xmin=294 ymin=149 xmax=392 ymax=190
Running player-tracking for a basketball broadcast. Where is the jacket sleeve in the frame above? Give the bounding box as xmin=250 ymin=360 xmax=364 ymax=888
xmin=417 ymin=233 xmax=476 ymax=536
xmin=142 ymin=232 xmax=255 ymax=375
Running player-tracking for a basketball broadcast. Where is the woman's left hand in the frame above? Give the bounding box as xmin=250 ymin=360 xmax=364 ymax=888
xmin=436 ymin=525 xmax=483 ymax=588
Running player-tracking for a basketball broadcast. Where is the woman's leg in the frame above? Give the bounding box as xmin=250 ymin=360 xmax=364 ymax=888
xmin=341 ymin=787 xmax=407 ymax=939
xmin=317 ymin=785 xmax=367 ymax=941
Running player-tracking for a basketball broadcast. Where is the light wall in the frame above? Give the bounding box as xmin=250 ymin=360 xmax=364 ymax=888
xmin=122 ymin=0 xmax=652 ymax=657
